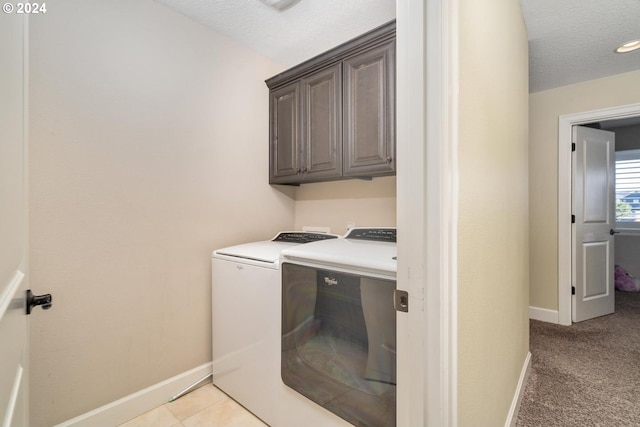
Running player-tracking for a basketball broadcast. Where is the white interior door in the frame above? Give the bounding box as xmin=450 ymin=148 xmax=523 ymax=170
xmin=572 ymin=125 xmax=615 ymax=323
xmin=0 ymin=13 xmax=29 ymax=427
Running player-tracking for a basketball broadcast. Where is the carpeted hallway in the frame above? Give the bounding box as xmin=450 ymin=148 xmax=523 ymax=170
xmin=516 ymin=291 xmax=640 ymax=426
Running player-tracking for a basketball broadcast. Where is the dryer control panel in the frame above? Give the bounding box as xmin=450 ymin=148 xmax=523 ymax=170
xmin=345 ymin=228 xmax=396 ymax=242
xmin=272 ymin=232 xmax=338 ymax=244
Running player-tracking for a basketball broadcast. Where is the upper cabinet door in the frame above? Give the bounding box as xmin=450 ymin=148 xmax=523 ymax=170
xmin=301 ymin=64 xmax=342 ymax=181
xmin=270 ymin=82 xmax=301 ymax=184
xmin=343 ymin=40 xmax=396 ymax=177
xmin=266 ymin=20 xmax=396 ymax=185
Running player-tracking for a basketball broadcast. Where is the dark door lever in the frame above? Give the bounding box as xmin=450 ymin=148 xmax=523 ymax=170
xmin=610 ymin=229 xmax=620 ymax=235
xmin=26 ymin=289 xmax=52 ymax=315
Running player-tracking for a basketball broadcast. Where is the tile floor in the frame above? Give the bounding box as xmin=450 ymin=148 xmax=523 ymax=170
xmin=117 ymin=383 xmax=267 ymax=427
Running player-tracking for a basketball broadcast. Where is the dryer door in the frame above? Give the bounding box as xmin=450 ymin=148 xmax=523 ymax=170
xmin=281 ymin=263 xmax=396 ymax=427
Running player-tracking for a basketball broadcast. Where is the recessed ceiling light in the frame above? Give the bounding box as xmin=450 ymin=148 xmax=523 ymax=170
xmin=615 ymin=40 xmax=640 ymax=53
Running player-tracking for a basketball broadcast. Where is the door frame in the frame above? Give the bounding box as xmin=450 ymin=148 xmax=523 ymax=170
xmin=397 ymin=0 xmax=458 ymax=425
xmin=558 ymin=103 xmax=640 ymax=325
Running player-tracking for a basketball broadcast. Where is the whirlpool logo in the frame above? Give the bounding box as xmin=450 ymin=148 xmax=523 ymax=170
xmin=323 ymin=276 xmax=338 ymax=286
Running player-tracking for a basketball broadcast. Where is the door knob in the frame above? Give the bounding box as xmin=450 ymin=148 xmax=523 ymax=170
xmin=26 ymin=289 xmax=52 ymax=315
xmin=610 ymin=229 xmax=620 ymax=235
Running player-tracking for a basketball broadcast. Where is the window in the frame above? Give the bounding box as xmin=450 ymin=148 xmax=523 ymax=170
xmin=616 ymin=149 xmax=640 ymax=229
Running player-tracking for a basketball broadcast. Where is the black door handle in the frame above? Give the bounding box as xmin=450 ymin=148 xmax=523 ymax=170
xmin=26 ymin=289 xmax=52 ymax=315
xmin=610 ymin=229 xmax=620 ymax=235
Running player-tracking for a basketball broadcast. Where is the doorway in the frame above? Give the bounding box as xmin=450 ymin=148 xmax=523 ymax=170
xmin=558 ymin=103 xmax=640 ymax=325
xmin=571 ymin=125 xmax=615 ymax=322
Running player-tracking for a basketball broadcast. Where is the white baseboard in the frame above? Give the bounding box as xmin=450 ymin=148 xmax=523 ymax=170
xmin=505 ymin=351 xmax=531 ymax=427
xmin=54 ymin=362 xmax=212 ymax=427
xmin=529 ymin=306 xmax=559 ymax=324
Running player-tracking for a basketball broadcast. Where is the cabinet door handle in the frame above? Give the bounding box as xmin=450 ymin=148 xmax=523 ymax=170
xmin=386 ymin=156 xmax=393 ymax=163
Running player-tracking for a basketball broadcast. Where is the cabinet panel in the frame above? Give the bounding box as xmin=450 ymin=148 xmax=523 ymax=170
xmin=266 ymin=20 xmax=395 ymax=185
xmin=302 ymin=64 xmax=342 ymax=180
xmin=270 ymin=82 xmax=301 ymax=184
xmin=343 ymin=40 xmax=395 ymax=177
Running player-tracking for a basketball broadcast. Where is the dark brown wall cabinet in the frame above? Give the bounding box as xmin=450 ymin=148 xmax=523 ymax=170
xmin=266 ymin=21 xmax=395 ymax=185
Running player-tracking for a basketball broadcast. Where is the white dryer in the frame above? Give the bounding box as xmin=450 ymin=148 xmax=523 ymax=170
xmin=278 ymin=228 xmax=398 ymax=427
xmin=211 ymin=231 xmax=337 ymax=426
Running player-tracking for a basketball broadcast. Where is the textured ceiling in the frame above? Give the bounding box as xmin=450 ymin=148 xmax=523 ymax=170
xmin=521 ymin=0 xmax=640 ymax=92
xmin=155 ymin=0 xmax=639 ymax=93
xmin=154 ymin=0 xmax=396 ymax=68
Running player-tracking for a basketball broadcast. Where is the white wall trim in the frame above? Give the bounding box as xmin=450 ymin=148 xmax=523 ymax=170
xmin=528 ymin=306 xmax=559 ymax=324
xmin=558 ymin=103 xmax=640 ymax=326
xmin=54 ymin=362 xmax=212 ymax=427
xmin=396 ymin=0 xmax=427 ymax=425
xmin=397 ymin=0 xmax=458 ymax=425
xmin=431 ymin=0 xmax=459 ymax=425
xmin=505 ymin=352 xmax=531 ymax=427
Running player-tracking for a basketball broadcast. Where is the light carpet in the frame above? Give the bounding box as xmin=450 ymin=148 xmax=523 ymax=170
xmin=516 ymin=291 xmax=640 ymax=426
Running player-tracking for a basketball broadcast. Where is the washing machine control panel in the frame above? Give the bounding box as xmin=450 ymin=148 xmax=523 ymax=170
xmin=345 ymin=227 xmax=396 ymax=242
xmin=272 ymin=232 xmax=338 ymax=244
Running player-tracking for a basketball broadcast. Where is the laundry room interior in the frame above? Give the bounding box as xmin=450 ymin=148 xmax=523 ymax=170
xmin=7 ymin=0 xmax=640 ymax=426
xmin=26 ymin=1 xmax=403 ymax=426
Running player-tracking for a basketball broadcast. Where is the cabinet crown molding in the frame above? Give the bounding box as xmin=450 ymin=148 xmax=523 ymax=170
xmin=266 ymin=20 xmax=396 ymax=90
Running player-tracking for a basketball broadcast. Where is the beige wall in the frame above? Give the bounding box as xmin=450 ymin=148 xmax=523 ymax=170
xmin=529 ymin=70 xmax=640 ymax=310
xmin=28 ymin=1 xmax=295 ymax=425
xmin=457 ymin=0 xmax=530 ymax=425
xmin=293 ymin=176 xmax=396 ymax=235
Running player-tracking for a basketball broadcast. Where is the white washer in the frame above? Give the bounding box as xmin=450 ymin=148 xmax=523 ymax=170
xmin=278 ymin=228 xmax=398 ymax=427
xmin=211 ymin=232 xmax=337 ymax=426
